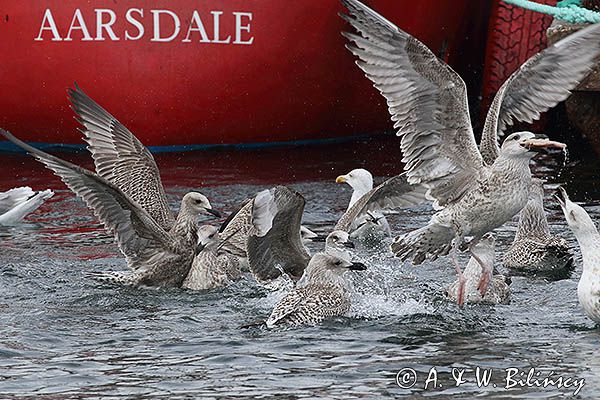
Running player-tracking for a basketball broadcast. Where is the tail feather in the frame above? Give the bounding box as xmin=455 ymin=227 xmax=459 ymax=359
xmin=391 ymin=222 xmax=454 ymax=264
xmin=87 ymin=271 xmax=140 ymax=286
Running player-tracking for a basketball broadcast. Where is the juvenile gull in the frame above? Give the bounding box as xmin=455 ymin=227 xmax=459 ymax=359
xmin=503 ymin=179 xmax=573 ymax=277
xmin=266 ymin=252 xmax=366 ymax=328
xmin=340 ymin=0 xmax=599 ymax=304
xmin=0 ymin=187 xmax=54 ymax=226
xmin=247 ymin=186 xmax=359 ymax=284
xmin=247 ymin=186 xmax=311 ymax=283
xmin=557 ymin=187 xmax=600 ymax=323
xmin=1 ymin=129 xmax=218 ymax=287
xmin=446 ymin=234 xmax=510 ymax=305
xmin=182 ymin=225 xmax=242 ymax=290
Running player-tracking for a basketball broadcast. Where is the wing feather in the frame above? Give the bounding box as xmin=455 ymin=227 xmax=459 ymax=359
xmin=68 ymin=84 xmax=176 ymax=230
xmin=480 ymin=22 xmax=600 ymax=164
xmin=341 ymin=0 xmax=484 ymax=207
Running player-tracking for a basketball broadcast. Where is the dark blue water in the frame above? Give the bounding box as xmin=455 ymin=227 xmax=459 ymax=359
xmin=1 ymin=139 xmax=599 ymax=398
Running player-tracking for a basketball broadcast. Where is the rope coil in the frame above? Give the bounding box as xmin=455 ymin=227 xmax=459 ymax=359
xmin=502 ymin=0 xmax=600 ymax=23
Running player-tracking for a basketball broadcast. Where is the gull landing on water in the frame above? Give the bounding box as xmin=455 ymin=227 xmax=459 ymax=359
xmin=0 ymin=187 xmax=54 ymax=226
xmin=339 ymin=0 xmax=600 ymax=305
xmin=557 ymin=188 xmax=600 ymax=323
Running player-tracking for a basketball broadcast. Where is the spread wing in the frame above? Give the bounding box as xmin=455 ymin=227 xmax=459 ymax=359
xmin=218 ymin=199 xmax=253 ymax=258
xmin=247 ymin=186 xmax=310 ymax=283
xmin=1 ymin=129 xmax=174 ymax=271
xmin=68 ymin=84 xmax=176 ymax=230
xmin=480 ymin=22 xmax=600 ymax=164
xmin=341 ymin=0 xmax=484 ymax=207
xmin=335 ymin=173 xmax=428 ymax=232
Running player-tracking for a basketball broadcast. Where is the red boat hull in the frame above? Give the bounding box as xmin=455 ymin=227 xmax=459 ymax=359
xmin=0 ymin=1 xmax=486 ymax=149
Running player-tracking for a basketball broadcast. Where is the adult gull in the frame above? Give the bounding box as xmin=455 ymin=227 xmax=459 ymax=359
xmin=557 ymin=187 xmax=600 ymax=323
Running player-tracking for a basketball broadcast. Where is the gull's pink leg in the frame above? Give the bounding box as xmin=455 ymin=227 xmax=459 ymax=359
xmin=451 ymin=247 xmax=466 ymax=306
xmin=470 ymin=241 xmax=492 ymax=296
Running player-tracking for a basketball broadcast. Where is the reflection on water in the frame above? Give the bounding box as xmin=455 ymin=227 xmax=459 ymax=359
xmin=1 ymin=138 xmax=599 ymax=398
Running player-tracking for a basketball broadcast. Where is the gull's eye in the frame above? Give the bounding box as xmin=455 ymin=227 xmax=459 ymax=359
xmin=334 ymin=260 xmax=343 ymax=266
xmin=570 ymin=210 xmax=577 ymax=221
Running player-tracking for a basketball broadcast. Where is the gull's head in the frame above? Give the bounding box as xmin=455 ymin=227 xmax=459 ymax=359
xmin=196 ymin=225 xmax=219 ymax=253
xmin=556 ymin=187 xmax=598 ymax=238
xmin=306 ymin=253 xmax=366 ymax=282
xmin=326 ymin=230 xmax=354 ymax=249
xmin=336 ymin=168 xmax=373 ymax=191
xmin=300 ymin=226 xmax=319 ymax=244
xmin=501 ymin=131 xmax=566 ymax=159
xmin=183 ymin=192 xmax=221 ymax=218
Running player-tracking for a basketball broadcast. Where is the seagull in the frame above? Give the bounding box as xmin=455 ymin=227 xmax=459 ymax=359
xmin=0 ymin=187 xmax=54 ymax=226
xmin=340 ymin=0 xmax=600 ymax=304
xmin=247 ymin=186 xmax=360 ymax=284
xmin=446 ymin=234 xmax=510 ymax=305
xmin=266 ymin=252 xmax=366 ymax=328
xmin=557 ymin=187 xmax=600 ymax=323
xmin=336 ymin=168 xmax=392 ymax=242
xmin=182 ymin=225 xmax=242 ymax=291
xmin=503 ymin=179 xmax=573 ymax=277
xmin=1 ymin=129 xmax=219 ymax=287
xmin=334 ymin=172 xmax=427 ymax=238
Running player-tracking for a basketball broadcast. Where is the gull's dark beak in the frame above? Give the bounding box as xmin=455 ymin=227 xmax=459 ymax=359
xmin=310 ymin=235 xmax=327 ymax=243
xmin=522 ymin=135 xmax=566 ymax=153
xmin=205 ymin=208 xmax=221 ymax=218
xmin=343 ymin=241 xmax=355 ymax=248
xmin=348 ymin=262 xmax=367 ymax=271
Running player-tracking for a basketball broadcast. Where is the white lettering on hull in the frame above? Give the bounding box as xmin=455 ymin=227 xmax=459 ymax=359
xmin=34 ymin=8 xmax=254 ymax=45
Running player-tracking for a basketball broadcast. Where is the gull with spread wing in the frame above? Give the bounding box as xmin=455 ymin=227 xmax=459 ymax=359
xmin=340 ymin=0 xmax=600 ymax=304
xmin=0 ymin=129 xmax=219 ymax=287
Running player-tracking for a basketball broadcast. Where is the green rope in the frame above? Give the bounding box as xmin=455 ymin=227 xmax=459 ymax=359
xmin=503 ymin=0 xmax=600 ymax=23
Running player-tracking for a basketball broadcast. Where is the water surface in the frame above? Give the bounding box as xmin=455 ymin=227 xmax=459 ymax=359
xmin=1 ymin=138 xmax=599 ymax=398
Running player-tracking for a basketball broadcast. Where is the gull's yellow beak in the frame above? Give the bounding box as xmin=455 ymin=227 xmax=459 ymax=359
xmin=336 ymin=175 xmax=347 ymax=184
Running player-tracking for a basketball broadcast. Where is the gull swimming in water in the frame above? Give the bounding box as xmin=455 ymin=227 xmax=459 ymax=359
xmin=182 ymin=225 xmax=242 ymax=290
xmin=266 ymin=252 xmax=366 ymax=328
xmin=0 ymin=187 xmax=54 ymax=226
xmin=1 ymin=129 xmax=219 ymax=287
xmin=446 ymin=234 xmax=510 ymax=305
xmin=340 ymin=0 xmax=600 ymax=304
xmin=503 ymin=179 xmax=572 ymax=277
xmin=336 ymin=168 xmax=391 ymax=241
xmin=557 ymin=187 xmax=600 ymax=323
xmin=334 ymin=172 xmax=427 ymax=239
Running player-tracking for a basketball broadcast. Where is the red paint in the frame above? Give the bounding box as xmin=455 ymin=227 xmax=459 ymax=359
xmin=0 ymin=1 xmax=485 ymax=147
